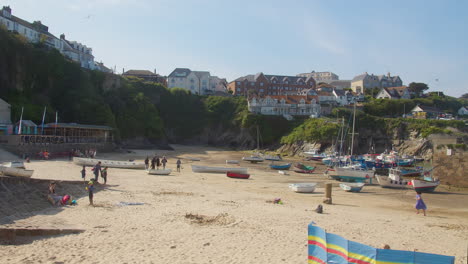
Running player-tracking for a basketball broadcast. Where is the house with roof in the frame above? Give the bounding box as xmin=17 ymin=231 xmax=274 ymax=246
xmin=329 ymin=80 xmax=351 ymax=90
xmin=228 ymin=72 xmax=316 ymax=97
xmin=410 ymin=105 xmax=442 ymax=119
xmin=458 ymin=106 xmax=468 ymax=116
xmin=0 ymin=6 xmax=61 ymax=50
xmin=296 ymin=71 xmax=339 ymax=84
xmin=168 ymin=68 xmax=225 ymax=95
xmin=376 ymin=86 xmax=411 ymax=100
xmin=59 ymin=34 xmax=95 ymax=70
xmin=122 ymin=69 xmax=167 ymax=86
xmin=351 ymin=72 xmax=402 ymax=93
xmin=248 ymin=95 xmax=320 ymax=117
xmin=333 ymin=89 xmax=351 ymax=106
xmin=14 ymin=120 xmax=37 ymax=135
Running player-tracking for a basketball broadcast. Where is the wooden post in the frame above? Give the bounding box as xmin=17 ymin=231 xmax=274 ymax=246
xmin=324 ymin=183 xmax=332 ymax=204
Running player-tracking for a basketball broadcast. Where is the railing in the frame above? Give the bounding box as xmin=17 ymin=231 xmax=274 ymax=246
xmin=11 ymin=135 xmax=112 ymax=145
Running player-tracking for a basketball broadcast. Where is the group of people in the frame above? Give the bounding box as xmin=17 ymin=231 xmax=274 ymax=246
xmin=47 ymin=181 xmax=76 ymax=206
xmin=70 ymin=148 xmax=97 ymax=159
xmin=144 ymin=155 xmax=182 ymax=172
xmin=80 ymin=161 xmax=108 ymax=184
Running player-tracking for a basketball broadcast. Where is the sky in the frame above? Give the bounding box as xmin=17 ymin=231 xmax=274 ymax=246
xmin=1 ymin=0 xmax=467 ymax=97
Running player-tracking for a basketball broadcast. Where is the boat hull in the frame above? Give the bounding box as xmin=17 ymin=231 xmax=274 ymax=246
xmin=269 ymin=163 xmax=291 ymax=170
xmin=411 ymin=179 xmax=439 ymax=193
xmin=326 ymin=168 xmax=373 ymax=183
xmin=147 ymin=169 xmax=172 ymax=175
xmin=192 ymin=165 xmax=248 ymax=174
xmin=340 ymin=183 xmax=365 ymax=192
xmin=289 ymin=183 xmax=317 ymax=193
xmin=375 ymin=175 xmax=411 ymax=189
xmin=226 ymin=172 xmax=250 ymax=179
xmin=0 ymin=166 xmax=34 ymax=178
xmin=73 ymin=157 xmax=145 ymax=169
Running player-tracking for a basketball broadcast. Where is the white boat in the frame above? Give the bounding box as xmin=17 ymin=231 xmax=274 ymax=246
xmin=278 ymin=170 xmax=288 ymax=175
xmin=73 ymin=157 xmax=145 ymax=169
xmin=339 ymin=182 xmax=365 ymax=192
xmin=242 ymin=156 xmax=264 ymax=163
xmin=289 ymin=183 xmax=317 ymax=193
xmin=1 ymin=161 xmax=25 ymax=169
xmin=191 ymin=165 xmax=248 ymax=174
xmin=0 ymin=166 xmax=34 ymax=178
xmin=375 ymin=174 xmax=411 ymax=189
xmin=411 ymin=179 xmax=439 ymax=193
xmin=226 ymin=160 xmax=240 ymax=164
xmin=186 ymin=157 xmax=201 ymax=161
xmin=147 ymin=169 xmax=172 ymax=175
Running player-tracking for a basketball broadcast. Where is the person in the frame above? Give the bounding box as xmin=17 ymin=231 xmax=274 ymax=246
xmin=381 ymin=244 xmax=391 ymax=250
xmin=156 ymin=156 xmax=160 ymax=170
xmin=48 ymin=181 xmax=56 ymax=194
xmin=69 ymin=151 xmax=73 ymax=161
xmin=101 ymin=167 xmax=108 ymax=184
xmin=144 ymin=156 xmax=149 ymax=170
xmin=150 ymin=157 xmax=155 ymax=170
xmin=44 ymin=151 xmax=49 ymax=160
xmin=176 ymin=158 xmax=181 ymax=172
xmin=93 ymin=161 xmax=102 ymax=182
xmin=81 ymin=165 xmax=86 ymax=181
xmin=415 ymin=192 xmax=427 ymax=216
xmin=87 ymin=178 xmax=95 ymax=206
xmin=161 ymin=156 xmax=167 ymax=170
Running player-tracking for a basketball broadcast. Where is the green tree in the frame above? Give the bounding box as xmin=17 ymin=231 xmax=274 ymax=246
xmin=408 ymin=82 xmax=429 ymax=97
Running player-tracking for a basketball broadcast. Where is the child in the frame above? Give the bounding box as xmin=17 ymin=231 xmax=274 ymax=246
xmin=87 ymin=178 xmax=95 ymax=206
xmin=415 ymin=192 xmax=427 ymax=216
xmin=101 ymin=167 xmax=108 ymax=184
xmin=176 ymin=158 xmax=181 ymax=172
xmin=81 ymin=166 xmax=86 ymax=181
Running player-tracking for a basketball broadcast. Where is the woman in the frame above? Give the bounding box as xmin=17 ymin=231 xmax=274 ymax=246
xmin=415 ymin=192 xmax=427 ymax=216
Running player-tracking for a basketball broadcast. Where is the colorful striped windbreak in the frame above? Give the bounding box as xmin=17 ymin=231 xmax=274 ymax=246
xmin=308 ymin=223 xmax=455 ymax=264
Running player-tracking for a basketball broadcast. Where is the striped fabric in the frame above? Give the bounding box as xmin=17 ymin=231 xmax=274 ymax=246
xmin=308 ymin=223 xmax=455 ymax=264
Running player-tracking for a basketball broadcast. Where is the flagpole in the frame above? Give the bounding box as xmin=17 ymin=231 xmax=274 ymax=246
xmin=41 ymin=106 xmax=47 ymax=135
xmin=18 ymin=107 xmax=24 ymax=135
xmin=54 ymin=111 xmax=58 ymax=135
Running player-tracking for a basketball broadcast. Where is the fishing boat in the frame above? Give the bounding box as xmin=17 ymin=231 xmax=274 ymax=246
xmin=339 ymin=182 xmax=365 ymax=192
xmin=289 ymin=183 xmax=317 ymax=193
xmin=191 ymin=165 xmax=248 ymax=174
xmin=226 ymin=172 xmax=250 ymax=179
xmin=325 ymin=165 xmax=374 ymax=183
xmin=73 ymin=157 xmax=145 ymax=169
xmin=269 ymin=163 xmax=291 ymax=170
xmin=263 ymin=154 xmax=282 ymax=161
xmin=147 ymin=169 xmax=172 ymax=175
xmin=411 ymin=179 xmax=439 ymax=193
xmin=375 ymin=174 xmax=411 ymax=189
xmin=242 ymin=156 xmax=264 ymax=163
xmin=398 ymin=167 xmax=423 ymax=177
xmin=225 ymin=160 xmax=240 ymax=164
xmin=0 ymin=166 xmax=34 ymax=178
xmin=294 ymin=163 xmax=315 ymax=173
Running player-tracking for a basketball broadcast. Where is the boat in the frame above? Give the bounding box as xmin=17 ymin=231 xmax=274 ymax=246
xmin=339 ymin=182 xmax=365 ymax=192
xmin=411 ymin=179 xmax=439 ymax=193
xmin=294 ymin=163 xmax=316 ymax=173
xmin=263 ymin=154 xmax=282 ymax=161
xmin=375 ymin=174 xmax=411 ymax=189
xmin=242 ymin=156 xmax=264 ymax=163
xmin=147 ymin=169 xmax=172 ymax=175
xmin=227 ymin=172 xmax=250 ymax=179
xmin=0 ymin=166 xmax=34 ymax=178
xmin=289 ymin=183 xmax=317 ymax=193
xmin=294 ymin=169 xmax=315 ymax=174
xmin=73 ymin=157 xmax=145 ymax=169
xmin=269 ymin=163 xmax=291 ymax=170
xmin=186 ymin=157 xmax=201 ymax=161
xmin=278 ymin=170 xmax=288 ymax=175
xmin=225 ymin=160 xmax=240 ymax=164
xmin=191 ymin=165 xmax=248 ymax=174
xmin=325 ymin=165 xmax=374 ymax=183
xmin=1 ymin=161 xmax=25 ymax=169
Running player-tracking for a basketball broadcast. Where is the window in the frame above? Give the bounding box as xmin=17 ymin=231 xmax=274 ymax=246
xmin=251 ymin=82 xmax=255 ymax=86
xmin=171 ymin=79 xmax=175 ymax=83
xmin=237 ymin=82 xmax=241 ymax=85
xmin=260 ymin=89 xmax=264 ymax=92
xmin=260 ymin=82 xmax=264 ymax=86
xmin=237 ymin=88 xmax=241 ymax=92
xmin=190 ymin=79 xmax=194 ymax=83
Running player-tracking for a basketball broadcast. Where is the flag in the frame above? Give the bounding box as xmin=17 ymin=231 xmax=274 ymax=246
xmin=18 ymin=107 xmax=24 ymax=135
xmin=41 ymin=106 xmax=47 ymax=135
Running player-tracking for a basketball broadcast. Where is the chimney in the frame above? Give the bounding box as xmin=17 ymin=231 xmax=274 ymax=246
xmin=122 ymin=68 xmax=125 ymax=74
xmin=387 ymin=72 xmax=391 ymax=77
xmin=154 ymin=68 xmax=157 ymax=74
xmin=60 ymin=34 xmax=65 ymax=40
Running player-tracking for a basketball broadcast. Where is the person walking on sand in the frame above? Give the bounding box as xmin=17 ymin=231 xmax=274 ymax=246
xmin=93 ymin=161 xmax=102 ymax=182
xmin=176 ymin=158 xmax=181 ymax=172
xmin=87 ymin=178 xmax=95 ymax=206
xmin=81 ymin=165 xmax=86 ymax=181
xmin=415 ymin=192 xmax=427 ymax=216
xmin=101 ymin=167 xmax=108 ymax=184
xmin=161 ymin=156 xmax=167 ymax=170
xmin=144 ymin=156 xmax=149 ymax=170
xmin=156 ymin=156 xmax=160 ymax=170
xmin=150 ymin=156 xmax=155 ymax=170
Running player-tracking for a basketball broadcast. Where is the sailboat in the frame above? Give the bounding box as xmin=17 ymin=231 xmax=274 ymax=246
xmin=325 ymin=104 xmax=375 ymax=183
xmin=242 ymin=125 xmax=264 ymax=163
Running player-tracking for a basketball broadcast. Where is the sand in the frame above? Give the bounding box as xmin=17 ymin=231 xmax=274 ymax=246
xmin=0 ymin=144 xmax=467 ymax=264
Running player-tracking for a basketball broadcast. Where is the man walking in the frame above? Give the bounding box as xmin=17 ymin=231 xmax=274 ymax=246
xmin=93 ymin=161 xmax=102 ymax=182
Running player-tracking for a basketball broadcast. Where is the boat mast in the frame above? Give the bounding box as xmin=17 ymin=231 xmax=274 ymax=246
xmin=350 ymin=103 xmax=356 ymax=156
xmin=256 ymin=125 xmax=260 ymax=150
xmin=339 ymin=117 xmax=345 ymax=156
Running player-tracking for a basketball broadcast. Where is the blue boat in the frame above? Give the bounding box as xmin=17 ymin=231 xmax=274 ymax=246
xmin=269 ymin=163 xmax=291 ymax=170
xmin=339 ymin=182 xmax=365 ymax=192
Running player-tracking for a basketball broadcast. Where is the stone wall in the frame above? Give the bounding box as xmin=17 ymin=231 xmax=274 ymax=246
xmin=433 ymin=149 xmax=468 ymax=187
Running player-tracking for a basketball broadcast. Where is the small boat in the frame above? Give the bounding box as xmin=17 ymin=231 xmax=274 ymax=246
xmin=375 ymin=174 xmax=411 ymax=189
xmin=226 ymin=172 xmax=250 ymax=179
xmin=325 ymin=165 xmax=374 ymax=183
xmin=411 ymin=179 xmax=439 ymax=193
xmin=186 ymin=157 xmax=201 ymax=161
xmin=242 ymin=156 xmax=264 ymax=163
xmin=147 ymin=169 xmax=172 ymax=175
xmin=0 ymin=166 xmax=34 ymax=178
xmin=294 ymin=169 xmax=315 ymax=174
xmin=226 ymin=160 xmax=240 ymax=164
xmin=73 ymin=157 xmax=145 ymax=169
xmin=192 ymin=165 xmax=248 ymax=174
xmin=278 ymin=170 xmax=288 ymax=175
xmin=269 ymin=163 xmax=291 ymax=170
xmin=289 ymin=183 xmax=317 ymax=193
xmin=264 ymin=154 xmax=282 ymax=161
xmin=294 ymin=163 xmax=315 ymax=173
xmin=340 ymin=182 xmax=365 ymax=192
xmin=1 ymin=161 xmax=25 ymax=169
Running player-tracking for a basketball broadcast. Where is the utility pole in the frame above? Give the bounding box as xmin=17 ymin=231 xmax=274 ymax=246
xmin=350 ymin=103 xmax=356 ymax=156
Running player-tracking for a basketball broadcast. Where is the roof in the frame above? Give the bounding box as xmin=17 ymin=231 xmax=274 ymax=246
xmin=168 ymin=68 xmax=192 ymax=78
xmin=15 ymin=120 xmax=37 ymax=127
xmin=193 ymin=71 xmax=210 ymax=79
xmin=329 ymin=80 xmax=351 ymax=85
xmin=45 ymin=123 xmax=113 ymax=130
xmin=413 ymin=105 xmax=442 ymax=113
xmin=123 ymin=70 xmax=158 ymax=76
xmin=260 ymin=95 xmax=319 ymax=104
xmin=316 ymin=91 xmax=333 ymax=96
xmin=386 ymin=86 xmax=408 ymax=97
xmin=333 ymin=89 xmax=346 ymax=96
xmin=234 ymin=72 xmax=314 ymax=84
xmin=0 ymin=97 xmax=10 ymax=106
xmin=352 ymin=73 xmax=368 ymax=82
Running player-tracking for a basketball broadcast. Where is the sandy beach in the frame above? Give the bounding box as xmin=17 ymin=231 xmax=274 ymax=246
xmin=0 ymin=145 xmax=467 ymax=264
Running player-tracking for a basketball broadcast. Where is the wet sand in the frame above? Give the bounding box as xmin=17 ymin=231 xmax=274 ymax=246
xmin=0 ymin=144 xmax=467 ymax=263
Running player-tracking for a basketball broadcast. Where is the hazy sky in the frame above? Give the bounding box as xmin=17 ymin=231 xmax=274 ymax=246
xmin=2 ymin=0 xmax=467 ymax=97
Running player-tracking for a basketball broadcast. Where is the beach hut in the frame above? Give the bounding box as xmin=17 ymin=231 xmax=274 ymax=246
xmin=15 ymin=120 xmax=37 ymax=135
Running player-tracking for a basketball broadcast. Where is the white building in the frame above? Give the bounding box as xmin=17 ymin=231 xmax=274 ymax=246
xmin=248 ymin=95 xmax=320 ymax=117
xmin=59 ymin=34 xmax=95 ymax=70
xmin=376 ymin=86 xmax=411 ymax=100
xmin=168 ymin=68 xmax=227 ymax=95
xmin=297 ymin=71 xmax=339 ymax=84
xmin=458 ymin=106 xmax=468 ymax=116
